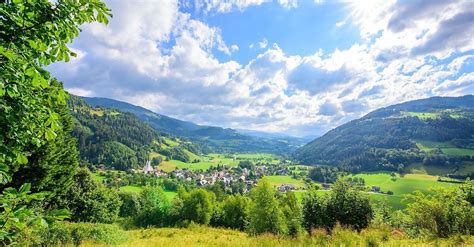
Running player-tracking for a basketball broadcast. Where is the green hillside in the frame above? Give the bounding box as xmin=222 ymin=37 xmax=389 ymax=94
xmin=69 ymin=96 xmax=202 ymax=170
xmin=294 ymin=96 xmax=474 ymax=172
xmin=81 ymin=96 xmax=307 ymax=154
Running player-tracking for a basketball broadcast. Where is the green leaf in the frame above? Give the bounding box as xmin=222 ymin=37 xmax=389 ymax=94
xmin=16 ymin=154 xmax=28 ymax=165
xmin=19 ymin=183 xmax=31 ymax=194
xmin=45 ymin=129 xmax=57 ymax=141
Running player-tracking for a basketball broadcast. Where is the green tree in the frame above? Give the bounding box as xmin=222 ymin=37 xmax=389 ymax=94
xmin=118 ymin=192 xmax=141 ymax=218
xmin=218 ymin=194 xmax=250 ymax=230
xmin=281 ymin=191 xmax=302 ymax=236
xmin=57 ymin=168 xmax=121 ymax=223
xmin=325 ymin=179 xmax=373 ymax=230
xmin=180 ymin=188 xmax=216 ymax=225
xmin=135 ymin=186 xmax=171 ymax=227
xmin=9 ymin=88 xmax=79 ymax=200
xmin=247 ymin=178 xmax=287 ymax=235
xmin=302 ymin=184 xmax=329 ymax=232
xmin=1 ymin=0 xmax=110 ymax=241
xmin=1 ymin=0 xmax=111 ymax=178
xmin=403 ymin=187 xmax=474 ymax=237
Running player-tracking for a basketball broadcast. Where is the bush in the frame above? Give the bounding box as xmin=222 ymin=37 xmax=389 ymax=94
xmin=119 ymin=192 xmax=141 ymax=218
xmin=134 ymin=186 xmax=171 ymax=227
xmin=27 ymin=222 xmax=127 ymax=245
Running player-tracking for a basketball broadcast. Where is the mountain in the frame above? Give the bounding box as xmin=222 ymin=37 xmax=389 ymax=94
xmin=81 ymin=96 xmax=306 ymax=154
xmin=69 ymin=96 xmax=202 ymax=170
xmin=294 ymin=95 xmax=474 ymax=172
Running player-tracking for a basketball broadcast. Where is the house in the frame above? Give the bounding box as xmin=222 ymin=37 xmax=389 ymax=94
xmin=278 ymin=184 xmax=296 ymax=192
xmin=322 ymin=183 xmax=331 ymax=189
xmin=371 ymin=186 xmax=381 ymax=192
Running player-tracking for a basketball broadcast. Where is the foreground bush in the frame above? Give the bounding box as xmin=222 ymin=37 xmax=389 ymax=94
xmin=25 ymin=222 xmax=127 ymax=245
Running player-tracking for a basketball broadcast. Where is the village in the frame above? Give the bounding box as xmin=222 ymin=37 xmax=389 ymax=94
xmin=138 ymin=160 xmax=386 ymax=194
xmin=139 ymin=159 xmax=306 ymax=193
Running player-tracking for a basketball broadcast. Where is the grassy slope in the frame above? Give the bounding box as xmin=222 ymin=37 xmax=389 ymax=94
xmin=349 ymin=173 xmax=459 ymax=210
xmin=414 ymin=139 xmax=474 ymax=156
xmin=157 ymin=153 xmax=278 ymax=172
xmin=265 ymin=175 xmax=306 ymax=189
xmin=79 ymin=225 xmax=474 ymax=247
xmin=119 ymin=186 xmax=177 ymax=200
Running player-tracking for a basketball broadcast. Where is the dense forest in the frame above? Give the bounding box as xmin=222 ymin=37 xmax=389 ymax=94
xmin=1 ymin=1 xmax=473 ymax=246
xmin=295 ymin=96 xmax=474 ymax=172
xmin=70 ymin=96 xmax=204 ymax=170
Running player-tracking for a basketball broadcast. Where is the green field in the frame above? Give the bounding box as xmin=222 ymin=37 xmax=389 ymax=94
xmin=265 ymin=175 xmax=306 ymax=189
xmin=441 ymin=148 xmax=474 ymax=156
xmin=158 ymin=153 xmax=279 ymax=172
xmin=401 ymin=111 xmax=440 ymax=120
xmin=414 ymin=139 xmax=474 ymax=156
xmin=119 ymin=185 xmax=177 ymax=200
xmin=404 ymin=163 xmax=454 ymax=176
xmin=349 ymin=173 xmax=460 ymax=210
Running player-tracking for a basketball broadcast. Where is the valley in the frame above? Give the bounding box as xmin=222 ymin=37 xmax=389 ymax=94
xmin=3 ymin=2 xmax=474 ymax=245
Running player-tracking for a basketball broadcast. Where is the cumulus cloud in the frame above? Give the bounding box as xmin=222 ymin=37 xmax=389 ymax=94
xmin=335 ymin=21 xmax=345 ymax=27
xmin=258 ymin=38 xmax=268 ymax=49
xmin=49 ymin=0 xmax=474 ymax=137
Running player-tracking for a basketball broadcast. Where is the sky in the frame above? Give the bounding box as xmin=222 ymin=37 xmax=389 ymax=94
xmin=49 ymin=0 xmax=474 ymax=137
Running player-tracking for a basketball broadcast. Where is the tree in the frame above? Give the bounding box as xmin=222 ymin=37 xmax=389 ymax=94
xmin=403 ymin=187 xmax=474 ymax=237
xmin=247 ymin=178 xmax=287 ymax=235
xmin=135 ymin=187 xmax=171 ymax=227
xmin=325 ymin=179 xmax=373 ymax=230
xmin=302 ymin=184 xmax=329 ymax=232
xmin=218 ymin=194 xmax=250 ymax=230
xmin=1 ymin=0 xmax=111 ymax=179
xmin=281 ymin=191 xmax=302 ymax=236
xmin=57 ymin=168 xmax=121 ymax=223
xmin=180 ymin=188 xmax=216 ymax=225
xmin=1 ymin=0 xmax=111 ymax=241
xmin=9 ymin=89 xmax=79 ymax=200
xmin=118 ymin=192 xmax=141 ymax=218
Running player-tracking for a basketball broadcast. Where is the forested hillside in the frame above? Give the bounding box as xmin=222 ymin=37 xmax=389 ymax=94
xmin=82 ymin=96 xmax=306 ymax=154
xmin=69 ymin=96 xmax=203 ymax=170
xmin=294 ymin=96 xmax=474 ymax=172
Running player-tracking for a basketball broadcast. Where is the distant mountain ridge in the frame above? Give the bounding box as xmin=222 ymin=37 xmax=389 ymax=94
xmin=80 ymin=96 xmax=307 ymax=154
xmin=294 ymin=95 xmax=474 ymax=172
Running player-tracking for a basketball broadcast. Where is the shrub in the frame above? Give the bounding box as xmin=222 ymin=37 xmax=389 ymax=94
xmin=27 ymin=222 xmax=127 ymax=245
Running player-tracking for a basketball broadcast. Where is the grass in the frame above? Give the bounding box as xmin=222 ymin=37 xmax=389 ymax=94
xmin=404 ymin=163 xmax=454 ymax=176
xmin=91 ymin=173 xmax=106 ymax=183
xmin=119 ymin=185 xmax=143 ymax=193
xmin=414 ymin=139 xmax=474 ymax=156
xmin=119 ymin=185 xmax=177 ymax=200
xmin=78 ymin=225 xmax=474 ymax=247
xmin=265 ymin=175 xmax=306 ymax=189
xmin=401 ymin=111 xmax=440 ymax=120
xmin=441 ymin=148 xmax=474 ymax=156
xmin=349 ymin=173 xmax=460 ymax=210
xmin=157 ymin=153 xmax=276 ymax=172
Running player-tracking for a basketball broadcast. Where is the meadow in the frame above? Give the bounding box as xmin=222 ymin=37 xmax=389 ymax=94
xmin=265 ymin=175 xmax=306 ymax=189
xmin=349 ymin=173 xmax=460 ymax=210
xmin=157 ymin=153 xmax=280 ymax=172
xmin=75 ymin=225 xmax=474 ymax=247
xmin=414 ymin=139 xmax=474 ymax=156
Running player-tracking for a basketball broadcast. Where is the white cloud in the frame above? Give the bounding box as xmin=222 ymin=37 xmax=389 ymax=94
xmin=50 ymin=0 xmax=474 ymax=137
xmin=230 ymin=44 xmax=239 ymax=52
xmin=278 ymin=0 xmax=298 ymax=9
xmin=258 ymin=38 xmax=268 ymax=49
xmin=335 ymin=21 xmax=345 ymax=27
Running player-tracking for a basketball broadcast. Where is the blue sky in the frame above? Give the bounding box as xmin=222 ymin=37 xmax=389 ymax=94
xmin=49 ymin=0 xmax=474 ymax=137
xmin=185 ymin=1 xmax=360 ymax=64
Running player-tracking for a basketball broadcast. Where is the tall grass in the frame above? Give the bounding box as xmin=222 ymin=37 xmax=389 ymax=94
xmin=79 ymin=224 xmax=473 ymax=247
